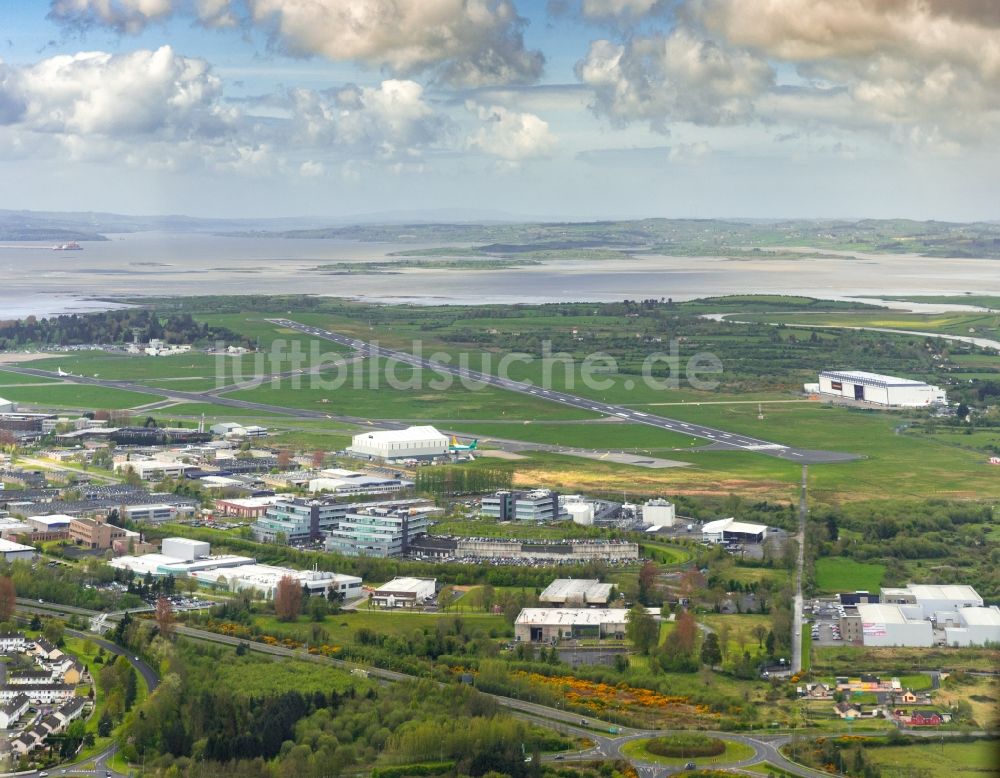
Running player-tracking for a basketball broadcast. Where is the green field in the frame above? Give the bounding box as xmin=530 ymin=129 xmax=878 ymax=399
xmin=0 ymin=383 xmax=161 ymax=410
xmin=224 ymin=358 xmax=600 ymax=422
xmin=252 ymin=609 xmax=511 ymax=645
xmin=0 ymin=370 xmax=58 ymax=385
xmin=865 ymin=740 xmax=1000 ymax=777
xmin=814 ymin=558 xmax=885 ymax=593
xmin=627 ymin=400 xmax=1000 ymax=500
xmin=730 ymin=310 xmax=1000 ymax=342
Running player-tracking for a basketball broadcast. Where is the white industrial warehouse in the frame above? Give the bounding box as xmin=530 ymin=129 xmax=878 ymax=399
xmin=702 ymin=517 xmax=768 ymax=544
xmin=814 ymin=370 xmax=946 ymax=407
xmin=348 ymin=426 xmax=448 ymax=460
xmin=109 ymin=537 xmax=361 ymax=599
xmin=854 ymin=603 xmax=934 ymax=647
xmin=538 ymin=579 xmax=614 ymax=607
xmin=514 ymin=608 xmax=628 ymax=643
xmin=840 ymin=584 xmax=997 ymax=647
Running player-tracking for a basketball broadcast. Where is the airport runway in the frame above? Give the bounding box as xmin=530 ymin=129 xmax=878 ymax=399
xmin=269 ymin=319 xmax=859 ymax=464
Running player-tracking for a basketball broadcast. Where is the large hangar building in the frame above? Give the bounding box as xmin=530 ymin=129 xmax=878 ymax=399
xmin=816 ymin=370 xmax=946 ymax=407
xmin=348 ymin=426 xmax=448 ymax=460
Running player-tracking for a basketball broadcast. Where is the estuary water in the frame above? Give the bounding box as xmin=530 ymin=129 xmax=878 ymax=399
xmin=0 ymin=231 xmax=997 ymax=317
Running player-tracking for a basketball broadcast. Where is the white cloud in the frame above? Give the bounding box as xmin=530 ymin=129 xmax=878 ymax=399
xmin=299 ymin=159 xmax=324 ymax=177
xmin=248 ymin=0 xmax=544 ymax=86
xmin=48 ymin=0 xmax=173 ymax=34
xmin=668 ymin=140 xmax=711 ymax=163
xmin=466 ymin=102 xmax=555 ymax=160
xmin=285 ymin=79 xmax=451 ymax=158
xmin=1 ymin=46 xmax=232 ymax=139
xmin=47 ymin=0 xmax=545 ymax=87
xmin=576 ymin=29 xmax=774 ymax=129
xmin=580 ymin=0 xmax=660 ymax=18
xmin=688 ymin=0 xmax=1000 ymax=146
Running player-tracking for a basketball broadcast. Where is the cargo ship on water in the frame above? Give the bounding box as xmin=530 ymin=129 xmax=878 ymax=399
xmin=52 ymin=241 xmax=83 ymax=250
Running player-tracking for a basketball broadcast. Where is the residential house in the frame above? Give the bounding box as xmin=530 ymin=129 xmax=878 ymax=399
xmin=8 ymin=669 xmax=53 ymax=685
xmin=834 ymin=701 xmax=864 ymax=719
xmin=908 ymin=710 xmax=944 ymax=726
xmin=55 ymin=697 xmax=87 ymax=726
xmin=0 ymin=632 xmax=26 ymax=653
xmin=39 ymin=714 xmax=63 ymax=734
xmin=0 ymin=683 xmax=75 ymax=704
xmin=0 ymin=693 xmax=29 ymax=728
xmin=9 ymin=732 xmax=38 ymax=756
xmin=60 ymin=659 xmax=86 ymax=686
xmin=32 ymin=637 xmax=63 ymax=662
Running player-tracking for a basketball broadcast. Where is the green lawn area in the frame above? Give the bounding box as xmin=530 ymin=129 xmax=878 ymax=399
xmin=814 ymin=557 xmax=885 ymax=593
xmin=252 ymin=609 xmax=511 ymax=645
xmin=210 ymin=654 xmax=369 ymax=696
xmin=638 ymin=540 xmax=692 ymax=565
xmin=801 ymin=629 xmax=811 ymax=671
xmin=621 ymin=737 xmax=755 ymax=766
xmin=0 ymin=383 xmax=160 ymax=410
xmin=0 ymin=369 xmax=58 ymax=385
xmin=627 ymin=400 xmax=1000 ymax=501
xmin=731 ymin=309 xmax=1000 ymax=342
xmin=718 ymin=564 xmax=792 ymax=588
xmin=812 ymin=645 xmax=1000 ymax=674
xmin=700 ymin=614 xmax=774 ymax=658
xmin=224 ymin=357 xmax=600 ymax=422
xmin=865 ymin=740 xmax=1000 ymax=777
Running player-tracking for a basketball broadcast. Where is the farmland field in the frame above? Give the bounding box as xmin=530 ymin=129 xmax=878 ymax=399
xmin=814 ymin=558 xmax=886 ymax=593
xmin=865 ymin=740 xmax=1000 ymax=777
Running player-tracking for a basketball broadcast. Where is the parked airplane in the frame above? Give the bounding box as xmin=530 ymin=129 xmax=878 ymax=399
xmin=448 ymin=436 xmax=479 ymax=452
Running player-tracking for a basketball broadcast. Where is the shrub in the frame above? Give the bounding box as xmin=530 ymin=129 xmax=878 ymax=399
xmin=644 ymin=734 xmax=725 ymax=758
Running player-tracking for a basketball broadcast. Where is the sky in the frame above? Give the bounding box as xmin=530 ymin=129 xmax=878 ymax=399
xmin=0 ymin=0 xmax=998 ymax=221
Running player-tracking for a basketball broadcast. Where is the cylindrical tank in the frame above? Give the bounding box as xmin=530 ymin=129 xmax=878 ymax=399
xmin=566 ymin=502 xmax=594 ymax=525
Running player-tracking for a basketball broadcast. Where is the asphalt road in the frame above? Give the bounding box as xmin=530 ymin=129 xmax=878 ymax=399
xmin=792 ymin=465 xmax=807 ymax=674
xmin=269 ymin=318 xmax=860 ymax=464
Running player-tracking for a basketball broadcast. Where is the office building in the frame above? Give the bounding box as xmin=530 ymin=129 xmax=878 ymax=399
xmin=324 ymin=506 xmax=429 ymax=557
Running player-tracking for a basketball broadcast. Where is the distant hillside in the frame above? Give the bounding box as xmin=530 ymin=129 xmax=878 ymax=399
xmin=248 ymin=218 xmax=1000 ymax=259
xmin=0 ymin=226 xmax=108 ymax=241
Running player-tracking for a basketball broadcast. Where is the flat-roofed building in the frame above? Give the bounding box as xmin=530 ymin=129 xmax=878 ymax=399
xmin=0 ymin=537 xmax=37 ymax=562
xmin=189 ymin=563 xmax=362 ymax=599
xmin=114 ymin=459 xmax=193 ymax=480
xmin=881 ymin=584 xmax=983 ymax=619
xmin=215 ymin=495 xmax=283 ymax=519
xmin=944 ymin=606 xmax=1000 ymax=647
xmin=254 ymin=498 xmax=348 ymax=544
xmin=324 ymin=506 xmax=430 ymax=557
xmin=702 ymin=517 xmax=768 ymax=544
xmin=124 ymin=503 xmax=194 ymax=523
xmin=514 ymin=608 xmax=628 ymax=643
xmin=69 ymin=517 xmax=127 ymax=550
xmin=26 ymin=513 xmax=74 ymax=533
xmin=371 ymin=577 xmax=436 ymax=607
xmin=308 ymin=469 xmax=413 ymax=497
xmin=855 ymin=603 xmax=933 ymax=647
xmin=539 ymin=579 xmax=614 ymax=607
xmin=161 ymin=537 xmax=210 ymax=561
